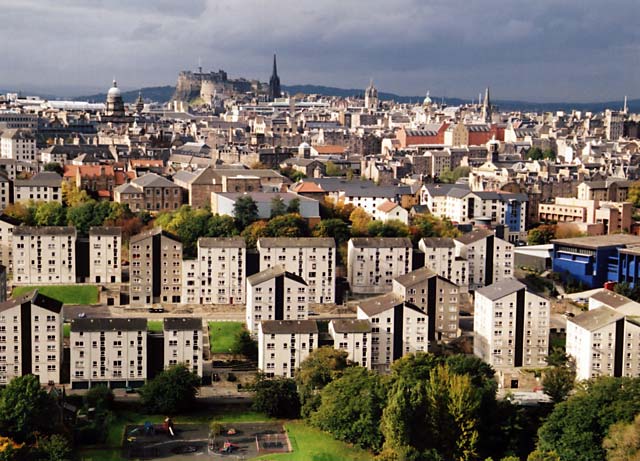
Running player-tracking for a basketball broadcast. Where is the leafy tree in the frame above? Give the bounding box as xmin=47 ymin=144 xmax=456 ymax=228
xmin=3 ymin=202 xmax=36 ymax=225
xmin=312 ymin=219 xmax=350 ymax=244
xmin=349 ymin=208 xmax=371 ymax=236
xmin=0 ymin=375 xmax=55 ymax=442
xmin=279 ymin=166 xmax=306 ymax=182
xmin=628 ymin=182 xmax=640 ymax=208
xmin=241 ymin=220 xmax=268 ymax=248
xmin=61 ymin=182 xmax=91 ymax=207
xmin=526 ymin=147 xmax=544 ymax=160
xmin=264 ymin=213 xmax=309 ymax=238
xmin=320 ymin=198 xmax=355 ymax=222
xmin=252 ymin=375 xmax=301 ymax=418
xmin=412 ymin=213 xmax=460 ymax=239
xmin=296 ymin=347 xmax=350 ymax=418
xmin=0 ymin=436 xmax=24 ymax=461
xmin=312 ymin=367 xmax=388 ymax=451
xmin=528 ymin=224 xmax=557 ymax=245
xmin=270 ymin=196 xmax=287 ymax=218
xmin=325 ymin=161 xmax=343 ymax=176
xmin=367 ymin=219 xmax=410 ymax=237
xmin=66 ymin=200 xmax=111 ymax=236
xmin=207 ymin=214 xmax=238 ymax=237
xmin=527 ymin=451 xmax=561 ymax=461
xmin=613 ymin=282 xmax=640 ymax=303
xmin=233 ymin=195 xmax=259 ymax=229
xmin=43 ymin=163 xmax=64 ymax=175
xmin=34 ymin=202 xmax=67 ymax=226
xmin=603 ymin=414 xmax=640 ymax=461
xmin=439 ymin=166 xmax=471 ymax=184
xmin=232 ymin=330 xmax=258 ymax=360
xmin=537 ymin=377 xmax=640 ymax=461
xmin=546 ymin=348 xmax=570 ymax=368
xmin=37 ymin=434 xmax=72 ymax=461
xmin=543 ymin=149 xmax=556 ymax=161
xmin=83 ymin=385 xmax=114 ymax=411
xmin=287 ymin=198 xmax=301 ymax=214
xmin=138 ymin=364 xmax=200 ymax=414
xmin=542 ymin=365 xmax=576 ymax=404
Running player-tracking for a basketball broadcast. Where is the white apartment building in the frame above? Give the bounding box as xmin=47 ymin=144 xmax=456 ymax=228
xmin=14 ymin=172 xmax=63 ymax=204
xmin=246 ymin=266 xmax=308 ymax=334
xmin=89 ymin=227 xmax=121 ymax=284
xmin=257 ymin=237 xmax=335 ymax=304
xmin=182 ymin=237 xmax=246 ymax=305
xmin=454 ymin=229 xmax=513 ymax=292
xmin=567 ymin=290 xmax=640 ymax=381
xmin=347 ymin=237 xmax=413 ymax=294
xmin=163 ymin=317 xmax=203 ymax=377
xmin=356 ymin=292 xmax=428 ymax=373
xmin=328 ymin=319 xmax=372 ymax=369
xmin=258 ymin=320 xmax=318 ymax=378
xmin=0 ymin=214 xmax=18 ymax=272
xmin=474 ymin=279 xmax=550 ymax=371
xmin=0 ymin=129 xmax=36 ymax=162
xmin=419 ymin=237 xmax=468 ymax=288
xmin=392 ymin=267 xmax=460 ymax=343
xmin=70 ymin=318 xmax=147 ymax=389
xmin=0 ymin=174 xmax=10 ymax=211
xmin=0 ymin=290 xmax=63 ymax=385
xmin=13 ymin=227 xmax=76 ymax=285
xmin=373 ymin=201 xmax=410 ymax=225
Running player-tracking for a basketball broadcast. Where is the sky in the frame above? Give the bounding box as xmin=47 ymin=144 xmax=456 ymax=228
xmin=1 ymin=0 xmax=638 ymax=102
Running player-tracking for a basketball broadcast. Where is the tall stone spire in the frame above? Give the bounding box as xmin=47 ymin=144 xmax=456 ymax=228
xmin=268 ymin=54 xmax=281 ymax=101
xmin=482 ymin=87 xmax=492 ymax=123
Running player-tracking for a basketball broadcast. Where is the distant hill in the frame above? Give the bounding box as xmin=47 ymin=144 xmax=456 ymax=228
xmin=70 ymin=83 xmax=638 ymax=113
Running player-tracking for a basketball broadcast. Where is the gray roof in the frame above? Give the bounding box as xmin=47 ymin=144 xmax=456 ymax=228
xmin=164 ymin=317 xmax=202 ymax=331
xmin=393 ymin=267 xmax=438 ymax=287
xmin=260 ymin=319 xmax=318 ymax=334
xmin=569 ymin=306 xmax=624 ymax=332
xmin=475 ymin=279 xmax=526 ymax=301
xmin=90 ymin=226 xmax=122 ymax=237
xmin=114 ymin=183 xmax=140 ymax=194
xmin=0 ymin=289 xmax=62 ymax=314
xmin=247 ymin=266 xmax=307 ymax=286
xmin=14 ymin=171 xmax=62 ymax=187
xmin=13 ymin=226 xmax=76 ymax=237
xmin=422 ymin=184 xmax=470 ymax=197
xmin=590 ymin=290 xmax=632 ymax=309
xmin=330 ymin=319 xmax=372 ymax=334
xmin=258 ymin=237 xmax=335 ymax=249
xmin=350 ymin=237 xmax=412 ymax=248
xmin=132 ymin=172 xmax=177 ymax=188
xmin=198 ymin=237 xmax=246 ymax=248
xmin=552 ymin=234 xmax=640 ymax=250
xmin=455 ymin=229 xmax=495 ymax=245
xmin=357 ymin=292 xmax=423 ymax=317
xmin=420 ymin=237 xmax=455 ymax=249
xmin=130 ymin=227 xmax=181 ymax=244
xmin=71 ymin=317 xmax=147 ymax=332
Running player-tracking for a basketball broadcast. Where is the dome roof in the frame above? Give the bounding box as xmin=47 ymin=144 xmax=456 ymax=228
xmin=299 ymin=142 xmax=311 ymax=148
xmin=107 ymin=80 xmax=121 ymax=99
xmin=423 ymin=91 xmax=432 ymax=106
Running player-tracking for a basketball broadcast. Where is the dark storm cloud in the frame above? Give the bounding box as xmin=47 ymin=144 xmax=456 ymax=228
xmin=0 ymin=0 xmax=637 ymax=101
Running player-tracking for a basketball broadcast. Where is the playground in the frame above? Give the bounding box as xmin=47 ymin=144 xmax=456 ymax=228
xmin=122 ymin=421 xmax=290 ymax=459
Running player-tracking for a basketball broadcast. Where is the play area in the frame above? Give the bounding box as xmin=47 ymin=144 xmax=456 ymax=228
xmin=123 ymin=420 xmax=290 ymax=459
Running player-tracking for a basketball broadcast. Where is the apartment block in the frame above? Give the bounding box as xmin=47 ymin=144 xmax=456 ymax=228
xmin=474 ymin=279 xmax=550 ymax=370
xmin=130 ymin=228 xmax=182 ymax=306
xmin=164 ymin=317 xmax=203 ymax=377
xmin=14 ymin=171 xmax=63 ymax=204
xmin=347 ymin=237 xmax=413 ymax=294
xmin=0 ymin=129 xmax=36 ymax=162
xmin=0 ymin=290 xmax=63 ymax=385
xmin=392 ymin=267 xmax=460 ymax=343
xmin=0 ymin=214 xmax=18 ymax=271
xmin=328 ymin=319 xmax=372 ymax=369
xmin=356 ymin=293 xmax=428 ymax=373
xmin=12 ymin=227 xmax=76 ymax=285
xmin=89 ymin=227 xmax=122 ymax=284
xmin=258 ymin=320 xmax=318 ymax=378
xmin=70 ymin=318 xmax=147 ymax=389
xmin=182 ymin=237 xmax=246 ymax=305
xmin=257 ymin=237 xmax=335 ymax=304
xmin=419 ymin=237 xmax=468 ymax=288
xmin=246 ymin=266 xmax=308 ymax=334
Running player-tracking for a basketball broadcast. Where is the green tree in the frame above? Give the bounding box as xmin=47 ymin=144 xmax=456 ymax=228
xmin=528 ymin=224 xmax=557 ymax=245
xmin=0 ymin=375 xmax=55 ymax=442
xmin=138 ymin=364 xmax=201 ymax=414
xmin=270 ymin=196 xmax=287 ymax=218
xmin=296 ymin=347 xmax=350 ymax=418
xmin=43 ymin=163 xmax=64 ymax=175
xmin=628 ymin=182 xmax=640 ymax=207
xmin=527 ymin=451 xmax=561 ymax=461
xmin=312 ymin=367 xmax=388 ymax=451
xmin=367 ymin=219 xmax=410 ymax=237
xmin=37 ymin=434 xmax=72 ymax=461
xmin=252 ymin=375 xmax=301 ymax=419
xmin=66 ymin=200 xmax=109 ymax=236
xmin=526 ymin=147 xmax=544 ymax=160
xmin=233 ymin=195 xmax=259 ymax=229
xmin=287 ymin=197 xmax=301 ymax=214
xmin=241 ymin=220 xmax=268 ymax=248
xmin=232 ymin=330 xmax=258 ymax=361
xmin=439 ymin=166 xmax=471 ymax=184
xmin=3 ymin=202 xmax=36 ymax=225
xmin=34 ymin=202 xmax=67 ymax=226
xmin=412 ymin=213 xmax=460 ymax=239
xmin=603 ymin=414 xmax=640 ymax=461
xmin=207 ymin=214 xmax=239 ymax=237
xmin=83 ymin=385 xmax=114 ymax=411
xmin=543 ymin=149 xmax=556 ymax=161
xmin=61 ymin=182 xmax=91 ymax=207
xmin=542 ymin=365 xmax=575 ymax=404
xmin=349 ymin=208 xmax=371 ymax=236
xmin=264 ymin=213 xmax=309 ymax=237
xmin=325 ymin=161 xmax=343 ymax=176
xmin=312 ymin=219 xmax=350 ymax=244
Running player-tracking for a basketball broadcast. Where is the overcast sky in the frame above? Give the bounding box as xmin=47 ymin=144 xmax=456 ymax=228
xmin=1 ymin=0 xmax=638 ymax=102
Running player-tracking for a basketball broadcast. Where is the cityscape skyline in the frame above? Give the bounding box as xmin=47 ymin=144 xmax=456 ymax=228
xmin=1 ymin=0 xmax=639 ymax=102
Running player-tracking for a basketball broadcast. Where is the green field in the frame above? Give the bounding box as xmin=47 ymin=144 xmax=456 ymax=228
xmin=255 ymin=422 xmax=371 ymax=461
xmin=208 ymin=321 xmax=244 ymax=354
xmin=63 ymin=323 xmax=70 ymax=338
xmin=12 ymin=285 xmax=99 ymax=305
xmin=146 ymin=320 xmax=163 ymax=333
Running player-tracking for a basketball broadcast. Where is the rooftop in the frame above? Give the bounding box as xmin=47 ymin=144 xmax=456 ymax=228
xmin=198 ymin=237 xmax=246 ymax=248
xmin=260 ymin=320 xmax=318 ymax=334
xmin=475 ymin=279 xmax=527 ymax=301
xmin=330 ymin=319 xmax=372 ymax=334
xmin=13 ymin=226 xmax=76 ymax=237
xmin=164 ymin=317 xmax=202 ymax=331
xmin=552 ymin=234 xmax=640 ymax=250
xmin=350 ymin=237 xmax=412 ymax=248
xmin=247 ymin=266 xmax=307 ymax=286
xmin=569 ymin=306 xmax=624 ymax=332
xmin=71 ymin=317 xmax=147 ymax=332
xmin=258 ymin=237 xmax=335 ymax=249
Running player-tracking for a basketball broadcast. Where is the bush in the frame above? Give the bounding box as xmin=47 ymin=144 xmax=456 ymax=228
xmin=139 ymin=365 xmax=201 ymax=414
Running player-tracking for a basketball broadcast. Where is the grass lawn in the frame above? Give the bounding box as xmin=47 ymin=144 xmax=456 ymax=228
xmin=255 ymin=422 xmax=372 ymax=461
xmin=147 ymin=320 xmax=163 ymax=333
xmin=63 ymin=324 xmax=70 ymax=339
xmin=75 ymin=448 xmax=125 ymax=461
xmin=12 ymin=285 xmax=99 ymax=305
xmin=208 ymin=321 xmax=244 ymax=354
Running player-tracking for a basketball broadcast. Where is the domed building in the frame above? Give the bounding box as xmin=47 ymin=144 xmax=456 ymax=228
xmin=105 ymin=80 xmax=125 ymax=117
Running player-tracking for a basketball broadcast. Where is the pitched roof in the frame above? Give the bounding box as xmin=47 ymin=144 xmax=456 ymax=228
xmin=377 ymin=200 xmax=399 ymax=213
xmin=13 ymin=226 xmax=76 ymax=237
xmin=393 ymin=267 xmax=438 ymax=286
xmin=350 ymin=237 xmax=412 ymax=248
xmin=0 ymin=289 xmax=63 ymax=314
xmin=130 ymin=227 xmax=181 ymax=244
xmin=455 ymin=229 xmax=495 ymax=245
xmin=260 ymin=319 xmax=318 ymax=334
xmin=420 ymin=237 xmax=455 ymax=249
xmin=258 ymin=237 xmax=335 ymax=249
xmin=14 ymin=171 xmax=62 ymax=187
xmin=475 ymin=279 xmax=526 ymax=301
xmin=247 ymin=266 xmax=307 ymax=286
xmin=198 ymin=237 xmax=246 ymax=248
xmin=357 ymin=292 xmax=406 ymax=317
xmin=569 ymin=306 xmax=624 ymax=332
xmin=330 ymin=319 xmax=372 ymax=334
xmin=131 ymin=172 xmax=177 ymax=188
xmin=164 ymin=317 xmax=202 ymax=331
xmin=89 ymin=226 xmax=122 ymax=237
xmin=71 ymin=317 xmax=147 ymax=332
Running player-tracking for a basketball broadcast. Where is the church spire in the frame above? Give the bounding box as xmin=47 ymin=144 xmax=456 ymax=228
xmin=482 ymin=87 xmax=492 ymax=123
xmin=268 ymin=54 xmax=281 ymax=101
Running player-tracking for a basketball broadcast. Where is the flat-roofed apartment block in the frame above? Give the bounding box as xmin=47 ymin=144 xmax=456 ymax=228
xmin=347 ymin=237 xmax=413 ymax=294
xmin=164 ymin=317 xmax=203 ymax=377
xmin=258 ymin=320 xmax=317 ymax=378
xmin=356 ymin=292 xmax=428 ymax=373
xmin=567 ymin=290 xmax=640 ymax=380
xmin=0 ymin=214 xmax=19 ymax=271
xmin=0 ymin=290 xmax=63 ymax=385
xmin=329 ymin=319 xmax=372 ymax=368
xmin=70 ymin=318 xmax=147 ymax=389
xmin=89 ymin=227 xmax=121 ymax=284
xmin=392 ymin=267 xmax=460 ymax=343
xmin=12 ymin=226 xmax=76 ymax=285
xmin=182 ymin=237 xmax=246 ymax=305
xmin=130 ymin=228 xmax=182 ymax=306
xmin=246 ymin=266 xmax=308 ymax=334
xmin=474 ymin=279 xmax=550 ymax=372
xmin=257 ymin=237 xmax=335 ymax=304
xmin=419 ymin=237 xmax=468 ymax=288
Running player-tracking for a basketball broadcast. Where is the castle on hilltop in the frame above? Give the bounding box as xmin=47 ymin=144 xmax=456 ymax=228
xmin=172 ymin=66 xmax=261 ymax=104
